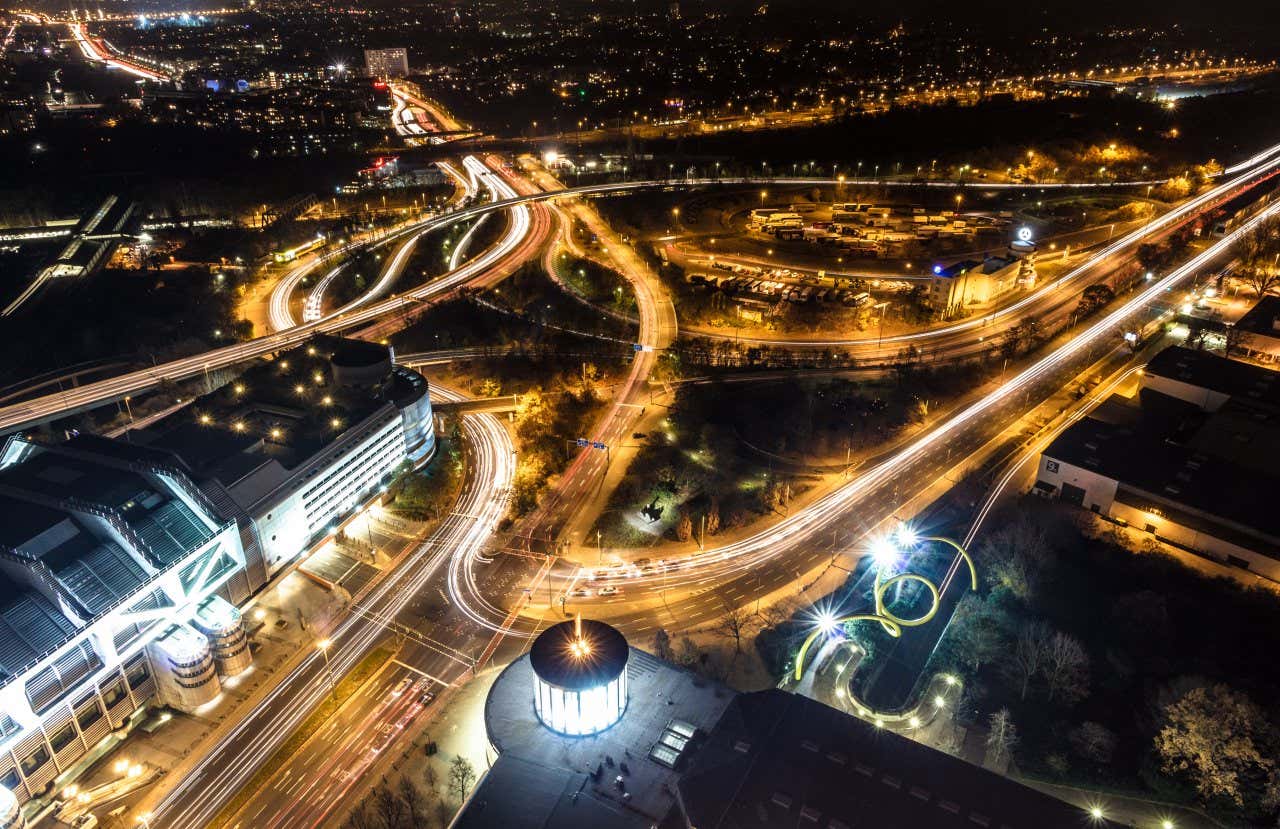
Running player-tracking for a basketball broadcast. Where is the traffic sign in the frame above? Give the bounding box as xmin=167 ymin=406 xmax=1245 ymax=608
xmin=576 ymin=438 xmax=589 ymax=447
xmin=591 ymin=441 xmax=607 ymax=450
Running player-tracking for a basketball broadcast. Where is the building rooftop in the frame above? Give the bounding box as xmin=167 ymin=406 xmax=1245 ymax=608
xmin=1044 ymin=416 xmax=1280 ymax=542
xmin=0 ymin=444 xmax=213 ymax=567
xmin=128 ymin=338 xmax=424 ymax=502
xmin=477 ymin=648 xmax=735 ymax=829
xmin=0 ymin=572 xmax=77 ymax=682
xmin=678 ymin=689 xmax=1120 ymax=829
xmin=1145 ymin=345 xmax=1280 ymax=410
xmin=530 ymin=619 xmax=629 ymax=691
xmin=1232 ymin=295 xmax=1280 ymax=340
xmin=465 ymin=647 xmax=1111 ymax=829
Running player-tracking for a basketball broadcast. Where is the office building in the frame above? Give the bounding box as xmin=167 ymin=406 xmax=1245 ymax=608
xmin=0 ymin=436 xmax=255 ymax=812
xmin=129 ymin=338 xmax=435 ymax=574
xmin=0 ymin=339 xmax=435 ymax=817
xmin=364 ymin=48 xmax=409 ymax=80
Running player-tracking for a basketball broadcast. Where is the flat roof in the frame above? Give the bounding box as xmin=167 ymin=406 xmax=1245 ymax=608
xmin=1145 ymin=345 xmax=1280 ymax=409
xmin=678 ymin=689 xmax=1120 ymax=829
xmin=453 ymin=754 xmax=651 ymax=829
xmin=1045 ymin=417 xmax=1280 ymax=542
xmin=479 ymin=648 xmax=735 ymax=827
xmin=1232 ymin=295 xmax=1280 ymax=340
xmin=136 ymin=339 xmax=399 ymax=473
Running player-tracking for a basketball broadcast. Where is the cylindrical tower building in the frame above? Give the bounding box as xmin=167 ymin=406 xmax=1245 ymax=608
xmin=529 ymin=617 xmax=628 ymax=736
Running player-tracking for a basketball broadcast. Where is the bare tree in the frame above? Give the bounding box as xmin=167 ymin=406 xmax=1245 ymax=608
xmin=713 ymin=603 xmax=753 ymax=654
xmin=398 ymin=775 xmax=428 ymax=827
xmin=1044 ymin=631 xmax=1090 ymax=703
xmin=1069 ymin=721 xmax=1117 ymax=763
xmin=342 ymin=801 xmax=380 ymax=829
xmin=1237 ymin=214 xmax=1280 ymax=297
xmin=984 ymin=709 xmax=1019 ymax=771
xmin=448 ymin=755 xmax=478 ymax=804
xmin=373 ymin=782 xmax=408 ymax=829
xmin=424 ymin=760 xmax=439 ymax=796
xmin=1008 ymin=621 xmax=1052 ymax=700
xmin=434 ymin=795 xmax=453 ymax=829
xmin=654 ymin=628 xmax=674 ymax=661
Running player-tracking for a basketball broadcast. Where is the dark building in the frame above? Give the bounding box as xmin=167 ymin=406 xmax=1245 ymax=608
xmin=457 ymin=622 xmax=1117 ymax=829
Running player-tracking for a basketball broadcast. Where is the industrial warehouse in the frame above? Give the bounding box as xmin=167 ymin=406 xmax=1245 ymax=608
xmin=0 ymin=339 xmax=434 ymax=812
xmin=1037 ymin=345 xmax=1280 ymax=576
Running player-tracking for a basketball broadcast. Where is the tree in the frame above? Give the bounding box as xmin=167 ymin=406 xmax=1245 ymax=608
xmin=342 ymin=801 xmax=380 ymax=829
xmin=654 ymin=628 xmax=674 ymax=661
xmin=675 ymin=510 xmax=693 ymax=542
xmin=1076 ymin=284 xmax=1114 ymax=319
xmin=938 ymin=595 xmax=1010 ymax=674
xmin=448 ymin=755 xmax=478 ymax=804
xmin=1237 ymin=214 xmax=1280 ymax=297
xmin=714 ymin=604 xmax=752 ymax=654
xmin=1007 ymin=620 xmax=1052 ymax=700
xmin=1069 ymin=722 xmax=1117 ymax=764
xmin=1043 ymin=631 xmax=1090 ymax=703
xmin=704 ymin=497 xmax=721 ymax=536
xmin=1155 ymin=684 xmax=1278 ymax=807
xmin=372 ymin=782 xmax=408 ymax=829
xmin=1239 ymin=262 xmax=1280 ymax=299
xmin=675 ymin=636 xmax=702 ymax=668
xmin=397 ymin=775 xmax=428 ymax=827
xmin=977 ymin=515 xmax=1052 ymax=602
xmin=984 ymin=709 xmax=1018 ymax=770
xmin=424 ymin=760 xmax=439 ymax=796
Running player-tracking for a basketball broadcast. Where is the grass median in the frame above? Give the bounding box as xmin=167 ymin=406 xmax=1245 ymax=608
xmin=207 ymin=644 xmax=395 ymax=829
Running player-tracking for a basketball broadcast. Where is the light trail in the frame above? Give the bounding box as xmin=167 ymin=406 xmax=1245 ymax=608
xmin=68 ymin=22 xmax=168 ymax=81
xmin=3 ymin=142 xmax=1279 ymax=436
xmin=570 ymin=198 xmax=1280 ymax=597
xmin=149 ymin=385 xmax=513 ymax=828
xmin=268 ymin=154 xmax=520 ymax=331
xmin=449 ymin=214 xmax=490 ymax=270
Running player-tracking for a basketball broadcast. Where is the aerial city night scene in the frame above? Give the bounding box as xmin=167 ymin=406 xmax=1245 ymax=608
xmin=1 ymin=0 xmax=1280 ymax=826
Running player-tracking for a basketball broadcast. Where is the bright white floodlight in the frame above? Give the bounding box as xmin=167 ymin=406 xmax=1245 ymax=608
xmin=895 ymin=525 xmax=920 ymax=548
xmin=869 ymin=535 xmax=900 ymax=571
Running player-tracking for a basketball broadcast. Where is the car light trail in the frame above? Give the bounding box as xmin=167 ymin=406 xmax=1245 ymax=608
xmin=149 ymin=385 xmax=513 ymax=828
xmin=4 ymin=142 xmax=1279 ymax=436
xmin=576 ymin=199 xmax=1280 ymax=595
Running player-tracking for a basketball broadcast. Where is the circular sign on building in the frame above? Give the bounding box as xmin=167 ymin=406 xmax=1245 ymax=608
xmin=1016 ymin=226 xmax=1034 ymax=243
xmin=529 ymin=617 xmax=628 ymax=736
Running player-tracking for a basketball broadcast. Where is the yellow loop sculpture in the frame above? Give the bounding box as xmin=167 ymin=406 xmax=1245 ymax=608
xmin=793 ymin=535 xmax=977 ymax=682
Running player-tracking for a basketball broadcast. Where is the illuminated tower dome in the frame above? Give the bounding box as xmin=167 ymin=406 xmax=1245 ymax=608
xmin=529 ymin=617 xmax=628 ymax=736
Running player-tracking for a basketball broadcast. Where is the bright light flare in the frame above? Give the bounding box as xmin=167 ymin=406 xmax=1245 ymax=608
xmin=869 ymin=535 xmax=900 ymax=571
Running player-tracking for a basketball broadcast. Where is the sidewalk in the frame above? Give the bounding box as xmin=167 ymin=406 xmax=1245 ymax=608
xmin=322 ymin=663 xmax=505 ymax=828
xmin=69 ymin=506 xmax=437 ymax=827
xmin=56 ymin=571 xmax=349 ymax=825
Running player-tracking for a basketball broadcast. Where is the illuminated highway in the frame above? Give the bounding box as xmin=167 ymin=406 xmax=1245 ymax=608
xmin=3 ymin=145 xmax=1278 ymax=437
xmin=67 ymin=21 xmax=170 ymax=82
xmin=143 ymin=384 xmax=514 ymax=828
xmin=446 ymin=197 xmax=1280 ymax=638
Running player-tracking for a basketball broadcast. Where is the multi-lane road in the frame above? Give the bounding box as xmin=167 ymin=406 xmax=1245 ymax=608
xmin=9 ymin=99 xmax=1280 ymax=828
xmin=8 ymin=145 xmax=1279 ymax=437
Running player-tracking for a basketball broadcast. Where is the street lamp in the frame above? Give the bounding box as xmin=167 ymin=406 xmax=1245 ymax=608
xmin=317 ymin=638 xmax=337 ymax=701
xmin=137 ymin=813 xmax=153 ymax=828
xmin=792 ymin=526 xmax=977 ymax=681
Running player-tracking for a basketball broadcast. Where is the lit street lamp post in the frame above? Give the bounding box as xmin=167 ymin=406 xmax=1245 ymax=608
xmin=317 ymin=638 xmax=337 ymax=701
